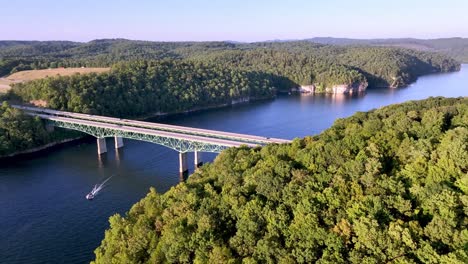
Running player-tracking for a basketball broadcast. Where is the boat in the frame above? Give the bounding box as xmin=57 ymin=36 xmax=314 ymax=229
xmin=85 ymin=184 xmax=98 ymax=200
xmin=85 ymin=176 xmax=113 ymax=200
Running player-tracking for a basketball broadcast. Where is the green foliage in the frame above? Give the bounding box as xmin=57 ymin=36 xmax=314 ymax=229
xmin=0 ymin=101 xmax=47 ymax=155
xmin=92 ymin=97 xmax=468 ymax=263
xmin=185 ymin=47 xmax=366 ymax=90
xmin=11 ymin=60 xmax=275 ymax=117
xmin=0 ymin=101 xmax=82 ymax=156
xmin=0 ymin=40 xmax=459 ymax=91
xmin=333 ymin=46 xmax=460 ymax=87
xmin=306 ymin=37 xmax=468 ymax=63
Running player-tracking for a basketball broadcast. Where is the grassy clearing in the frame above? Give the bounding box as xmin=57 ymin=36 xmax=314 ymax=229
xmin=0 ymin=67 xmax=110 ymax=92
xmin=0 ymin=78 xmax=15 ymax=93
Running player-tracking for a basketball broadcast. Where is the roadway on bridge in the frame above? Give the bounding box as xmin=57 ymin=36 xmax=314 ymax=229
xmin=33 ymin=113 xmax=261 ymax=149
xmin=15 ymin=105 xmax=291 ymax=145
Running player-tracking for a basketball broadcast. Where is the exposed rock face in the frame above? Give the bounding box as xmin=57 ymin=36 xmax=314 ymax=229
xmin=293 ymin=81 xmax=368 ymax=94
xmin=231 ymin=97 xmax=250 ymax=104
xmin=390 ymin=76 xmax=405 ymax=88
xmin=298 ymin=85 xmax=315 ymax=93
xmin=325 ymin=81 xmax=368 ymax=94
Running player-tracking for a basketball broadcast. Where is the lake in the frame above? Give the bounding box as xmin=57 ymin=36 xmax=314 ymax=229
xmin=1 ymin=65 xmax=467 ymax=264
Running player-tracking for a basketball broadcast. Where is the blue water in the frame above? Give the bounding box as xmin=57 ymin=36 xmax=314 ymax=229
xmin=0 ymin=65 xmax=467 ymax=263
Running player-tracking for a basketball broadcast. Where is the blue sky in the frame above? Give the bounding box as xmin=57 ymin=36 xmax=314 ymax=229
xmin=2 ymin=0 xmax=467 ymax=41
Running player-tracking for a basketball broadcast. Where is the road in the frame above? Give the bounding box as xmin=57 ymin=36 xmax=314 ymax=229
xmin=34 ymin=113 xmax=261 ymax=148
xmin=14 ymin=105 xmax=291 ymax=145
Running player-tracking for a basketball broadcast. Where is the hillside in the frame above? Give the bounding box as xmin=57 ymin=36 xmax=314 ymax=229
xmin=0 ymin=102 xmax=81 ymax=157
xmin=0 ymin=67 xmax=109 ymax=92
xmin=92 ymin=97 xmax=468 ymax=263
xmin=306 ymin=37 xmax=468 ymax=62
xmin=10 ymin=60 xmax=276 ymax=117
xmin=0 ymin=39 xmax=460 ymax=93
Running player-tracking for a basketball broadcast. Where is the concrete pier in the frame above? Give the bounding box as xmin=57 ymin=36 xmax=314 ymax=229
xmin=179 ymin=152 xmax=188 ymax=178
xmin=194 ymin=151 xmax=203 ymax=168
xmin=97 ymin=138 xmax=107 ymax=155
xmin=114 ymin=136 xmax=124 ymax=149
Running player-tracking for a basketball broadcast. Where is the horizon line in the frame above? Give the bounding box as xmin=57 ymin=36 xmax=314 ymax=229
xmin=1 ymin=36 xmax=468 ymax=43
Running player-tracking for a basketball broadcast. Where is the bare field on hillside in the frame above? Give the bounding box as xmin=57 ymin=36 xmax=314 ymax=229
xmin=0 ymin=67 xmax=110 ymax=92
xmin=0 ymin=78 xmax=16 ymax=93
xmin=7 ymin=67 xmax=110 ymax=81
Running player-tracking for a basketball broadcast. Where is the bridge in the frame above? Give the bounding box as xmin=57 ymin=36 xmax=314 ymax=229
xmin=14 ymin=105 xmax=291 ymax=176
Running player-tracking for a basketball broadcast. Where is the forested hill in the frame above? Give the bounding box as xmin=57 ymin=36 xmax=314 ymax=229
xmin=305 ymin=37 xmax=468 ymax=63
xmin=0 ymin=39 xmax=460 ymax=89
xmin=92 ymin=97 xmax=468 ymax=263
xmin=0 ymin=101 xmax=81 ymax=157
xmin=186 ymin=43 xmax=460 ymax=89
xmin=11 ymin=60 xmax=276 ymax=117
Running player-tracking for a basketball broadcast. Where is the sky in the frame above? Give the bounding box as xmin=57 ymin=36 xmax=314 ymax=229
xmin=1 ymin=0 xmax=468 ymax=42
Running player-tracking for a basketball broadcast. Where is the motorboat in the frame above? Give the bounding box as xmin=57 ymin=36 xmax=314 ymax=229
xmin=86 ymin=184 xmax=98 ymax=200
xmin=85 ymin=176 xmax=113 ymax=200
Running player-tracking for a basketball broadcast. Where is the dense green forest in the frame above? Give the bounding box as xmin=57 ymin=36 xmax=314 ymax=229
xmin=10 ymin=60 xmax=275 ymax=117
xmin=306 ymin=37 xmax=468 ymax=63
xmin=187 ymin=43 xmax=459 ymax=88
xmin=0 ymin=102 xmax=47 ymax=156
xmin=0 ymin=39 xmax=460 ymax=90
xmin=92 ymin=97 xmax=468 ymax=263
xmin=0 ymin=102 xmax=79 ymax=156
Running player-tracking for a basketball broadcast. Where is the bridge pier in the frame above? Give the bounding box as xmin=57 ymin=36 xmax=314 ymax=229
xmin=179 ymin=152 xmax=188 ymax=178
xmin=194 ymin=151 xmax=203 ymax=168
xmin=97 ymin=138 xmax=107 ymax=155
xmin=114 ymin=136 xmax=124 ymax=149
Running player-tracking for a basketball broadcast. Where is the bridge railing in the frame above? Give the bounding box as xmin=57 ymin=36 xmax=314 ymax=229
xmin=35 ymin=113 xmax=258 ymax=153
xmin=13 ymin=105 xmax=291 ymax=145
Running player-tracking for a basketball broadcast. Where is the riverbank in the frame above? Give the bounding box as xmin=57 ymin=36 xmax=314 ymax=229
xmin=135 ymin=95 xmax=274 ymax=120
xmin=0 ymin=136 xmax=89 ymax=162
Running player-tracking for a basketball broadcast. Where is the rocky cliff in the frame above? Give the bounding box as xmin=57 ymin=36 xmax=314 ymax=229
xmin=296 ymin=81 xmax=368 ymax=94
xmin=325 ymin=81 xmax=368 ymax=94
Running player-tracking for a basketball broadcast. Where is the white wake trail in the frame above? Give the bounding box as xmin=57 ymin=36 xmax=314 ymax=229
xmin=87 ymin=175 xmax=113 ymax=199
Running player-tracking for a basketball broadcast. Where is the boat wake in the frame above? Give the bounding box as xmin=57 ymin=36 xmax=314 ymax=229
xmin=86 ymin=176 xmax=113 ymax=200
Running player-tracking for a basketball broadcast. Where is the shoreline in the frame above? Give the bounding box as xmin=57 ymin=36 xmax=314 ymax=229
xmin=0 ymin=136 xmax=89 ymax=162
xmin=135 ymin=96 xmax=274 ymax=120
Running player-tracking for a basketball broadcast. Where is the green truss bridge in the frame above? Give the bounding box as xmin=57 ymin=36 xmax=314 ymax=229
xmin=14 ymin=105 xmax=291 ymax=175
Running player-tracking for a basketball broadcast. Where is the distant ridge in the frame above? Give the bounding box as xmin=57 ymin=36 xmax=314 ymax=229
xmin=302 ymin=37 xmax=468 ymax=62
xmin=257 ymin=37 xmax=468 ymax=62
xmin=1 ymin=37 xmax=467 ymax=63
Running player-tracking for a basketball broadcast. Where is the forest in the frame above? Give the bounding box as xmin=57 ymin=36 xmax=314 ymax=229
xmin=92 ymin=97 xmax=468 ymax=263
xmin=0 ymin=39 xmax=460 ymax=90
xmin=186 ymin=42 xmax=459 ymax=89
xmin=10 ymin=60 xmax=276 ymax=117
xmin=0 ymin=101 xmax=48 ymax=156
xmin=307 ymin=37 xmax=468 ymax=63
xmin=0 ymin=102 xmax=79 ymax=156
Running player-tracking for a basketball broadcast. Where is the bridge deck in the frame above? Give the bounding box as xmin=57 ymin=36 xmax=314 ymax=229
xmin=15 ymin=105 xmax=291 ymax=145
xmin=34 ymin=113 xmax=259 ymax=149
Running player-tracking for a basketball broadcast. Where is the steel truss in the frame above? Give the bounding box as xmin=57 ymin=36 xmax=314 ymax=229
xmin=50 ymin=120 xmax=230 ymax=153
